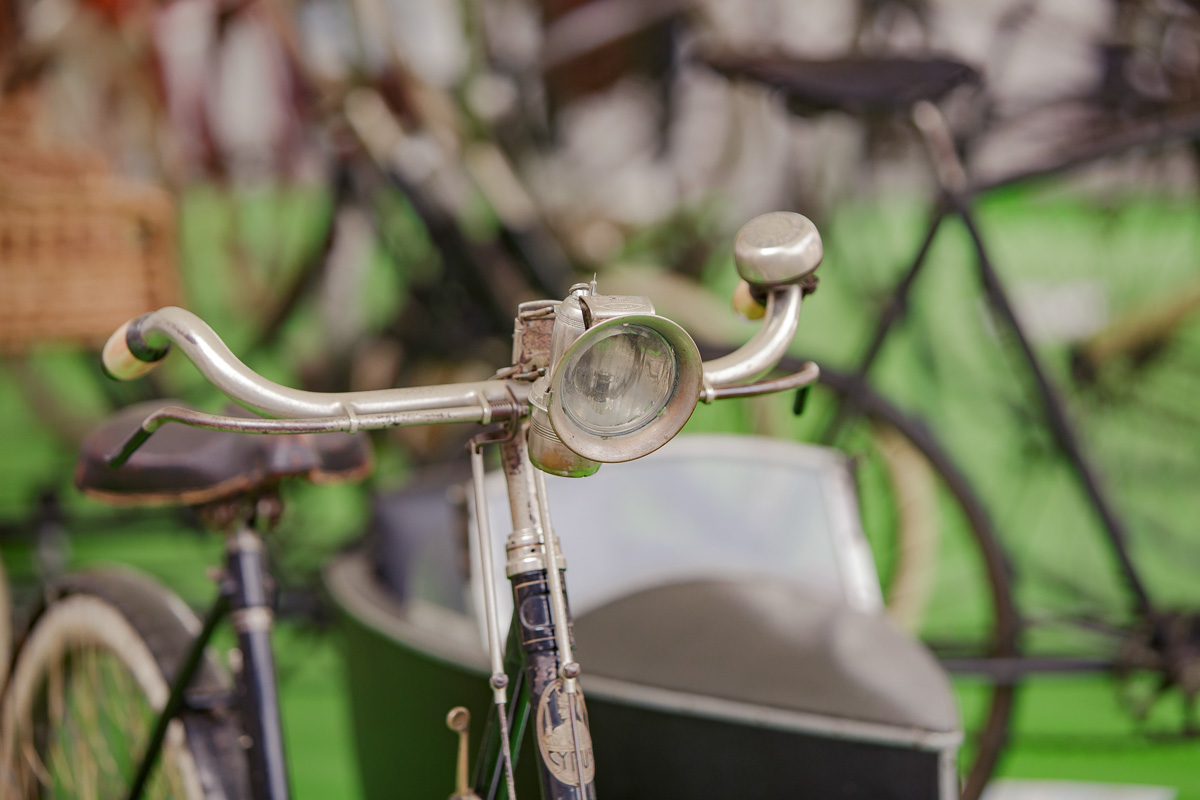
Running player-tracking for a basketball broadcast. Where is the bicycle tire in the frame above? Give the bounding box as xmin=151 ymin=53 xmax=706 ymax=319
xmin=0 ymin=568 xmax=248 ymax=800
xmin=784 ymin=359 xmax=1022 ymax=800
xmin=0 ymin=555 xmax=10 ymax=694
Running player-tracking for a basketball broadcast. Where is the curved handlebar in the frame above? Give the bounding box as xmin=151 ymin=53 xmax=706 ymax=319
xmin=103 ymin=306 xmax=522 ymax=423
xmin=98 ymin=290 xmax=810 ymax=467
xmin=701 ymin=284 xmax=803 ymax=389
xmin=108 ymin=279 xmax=806 ymax=425
xmin=99 ymin=207 xmax=817 ymax=466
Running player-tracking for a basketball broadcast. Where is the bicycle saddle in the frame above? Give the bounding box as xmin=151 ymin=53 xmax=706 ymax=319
xmin=575 ymin=576 xmax=958 ymax=734
xmin=701 ymin=53 xmax=980 ymax=115
xmin=76 ymin=400 xmax=373 ymax=506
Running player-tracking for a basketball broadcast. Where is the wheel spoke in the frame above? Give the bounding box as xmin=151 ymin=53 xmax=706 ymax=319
xmin=1 ymin=591 xmax=234 ymax=800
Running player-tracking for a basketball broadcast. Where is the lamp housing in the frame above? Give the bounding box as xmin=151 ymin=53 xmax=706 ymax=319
xmin=527 ymin=289 xmax=702 ymax=476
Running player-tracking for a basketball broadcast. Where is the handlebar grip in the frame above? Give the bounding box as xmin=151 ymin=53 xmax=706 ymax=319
xmin=101 ymin=315 xmax=171 ymax=381
xmin=732 ymin=280 xmax=767 ymax=320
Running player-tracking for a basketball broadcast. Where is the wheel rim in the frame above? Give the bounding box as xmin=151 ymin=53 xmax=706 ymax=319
xmin=795 ymin=368 xmax=1022 ymax=800
xmin=2 ymin=596 xmax=204 ymax=800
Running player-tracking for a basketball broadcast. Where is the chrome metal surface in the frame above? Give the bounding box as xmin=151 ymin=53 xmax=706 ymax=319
xmin=547 ymin=313 xmax=703 ymax=464
xmin=501 ymin=426 xmax=545 ymax=548
xmin=532 ymin=469 xmax=592 ymax=791
xmin=533 ymin=469 xmax=577 ymax=689
xmin=528 ymin=377 xmax=601 ymax=477
xmin=550 ymin=293 xmax=589 ymax=373
xmin=231 ymin=606 xmax=275 ymax=634
xmin=505 ymin=527 xmax=548 ymax=577
xmin=733 ymin=212 xmax=823 ymax=287
xmin=106 ymin=401 xmax=524 ymax=468
xmin=471 ymin=439 xmax=523 ymax=800
xmin=939 ymin=748 xmax=958 ymax=800
xmin=577 ymin=294 xmax=656 ymax=328
xmin=523 ymin=294 xmax=604 ymax=477
xmin=702 ymin=360 xmax=820 ymax=403
xmin=702 ymin=285 xmax=804 ymax=388
xmin=501 ymin=429 xmax=570 ymax=574
xmin=132 ymin=307 xmax=524 ymax=420
xmin=498 ymin=710 xmax=518 ymax=800
xmin=566 ymin=690 xmax=589 ymax=792
xmin=513 ymin=301 xmax=557 ymax=376
xmin=470 ymin=441 xmax=510 ymax=703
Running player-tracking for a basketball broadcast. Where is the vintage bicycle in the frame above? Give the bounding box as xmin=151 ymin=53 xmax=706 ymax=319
xmin=1 ymin=212 xmax=958 ymax=800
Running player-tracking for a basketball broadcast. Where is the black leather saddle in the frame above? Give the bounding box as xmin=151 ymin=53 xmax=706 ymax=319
xmin=702 ymin=53 xmax=980 ymax=116
xmin=76 ymin=401 xmax=373 ymax=507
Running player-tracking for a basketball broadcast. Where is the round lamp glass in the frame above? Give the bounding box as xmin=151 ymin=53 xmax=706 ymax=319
xmin=560 ymin=325 xmax=678 ymax=437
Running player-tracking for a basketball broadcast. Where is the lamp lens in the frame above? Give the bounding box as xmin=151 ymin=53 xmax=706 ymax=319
xmin=561 ymin=325 xmax=677 ymax=436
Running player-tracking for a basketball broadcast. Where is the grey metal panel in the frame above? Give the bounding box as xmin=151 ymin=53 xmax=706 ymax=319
xmin=574 ymin=576 xmax=961 ymax=736
xmin=473 ymin=433 xmax=884 ymax=634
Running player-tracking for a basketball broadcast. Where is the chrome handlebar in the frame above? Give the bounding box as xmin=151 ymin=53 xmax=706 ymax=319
xmin=101 ymin=212 xmax=822 ymax=466
xmin=701 ymin=285 xmax=803 ymax=390
xmin=102 ymin=290 xmax=813 ymax=467
xmin=104 ymin=306 xmax=523 ymax=421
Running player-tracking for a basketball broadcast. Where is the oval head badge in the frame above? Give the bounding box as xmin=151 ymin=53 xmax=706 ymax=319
xmin=733 ymin=211 xmax=823 ymax=288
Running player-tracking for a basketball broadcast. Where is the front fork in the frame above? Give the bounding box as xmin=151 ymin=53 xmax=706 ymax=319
xmin=507 ymin=572 xmax=595 ymax=798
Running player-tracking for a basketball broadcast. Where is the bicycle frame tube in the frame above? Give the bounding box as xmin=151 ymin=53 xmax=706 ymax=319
xmin=498 ymin=427 xmax=597 ymax=799
xmin=918 ymin=103 xmax=1156 ymax=616
xmin=226 ymin=524 xmax=292 ymax=800
xmin=127 ymin=512 xmax=293 ymax=800
xmin=840 ymin=177 xmax=1156 ymax=618
xmin=821 ymin=203 xmax=946 ymax=444
xmin=951 ymin=199 xmax=1155 ymax=616
xmin=475 ymin=618 xmax=534 ymax=799
xmin=126 ymin=593 xmax=230 ymax=800
xmin=851 ymin=204 xmax=947 ymax=380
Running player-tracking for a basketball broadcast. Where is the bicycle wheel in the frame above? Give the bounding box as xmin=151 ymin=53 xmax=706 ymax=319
xmin=0 ymin=555 xmax=10 ymax=694
xmin=782 ymin=360 xmax=1021 ymax=800
xmin=0 ymin=569 xmax=247 ymax=800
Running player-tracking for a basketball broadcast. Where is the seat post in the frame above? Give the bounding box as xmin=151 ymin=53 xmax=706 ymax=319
xmin=212 ymin=495 xmax=293 ymax=800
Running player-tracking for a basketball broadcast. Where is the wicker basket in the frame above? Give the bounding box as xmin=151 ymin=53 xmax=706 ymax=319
xmin=0 ymin=92 xmax=180 ymax=354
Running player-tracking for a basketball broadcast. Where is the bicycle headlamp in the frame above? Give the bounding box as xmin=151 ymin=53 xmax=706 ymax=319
xmin=528 ymin=290 xmax=702 ymax=477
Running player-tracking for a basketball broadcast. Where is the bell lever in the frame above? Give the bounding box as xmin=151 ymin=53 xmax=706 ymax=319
xmin=469 ymin=439 xmax=519 ymax=800
xmin=701 ymin=360 xmax=819 ymax=404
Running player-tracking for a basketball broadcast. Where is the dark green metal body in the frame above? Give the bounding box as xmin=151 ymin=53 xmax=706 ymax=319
xmin=328 ymin=551 xmax=951 ymax=800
